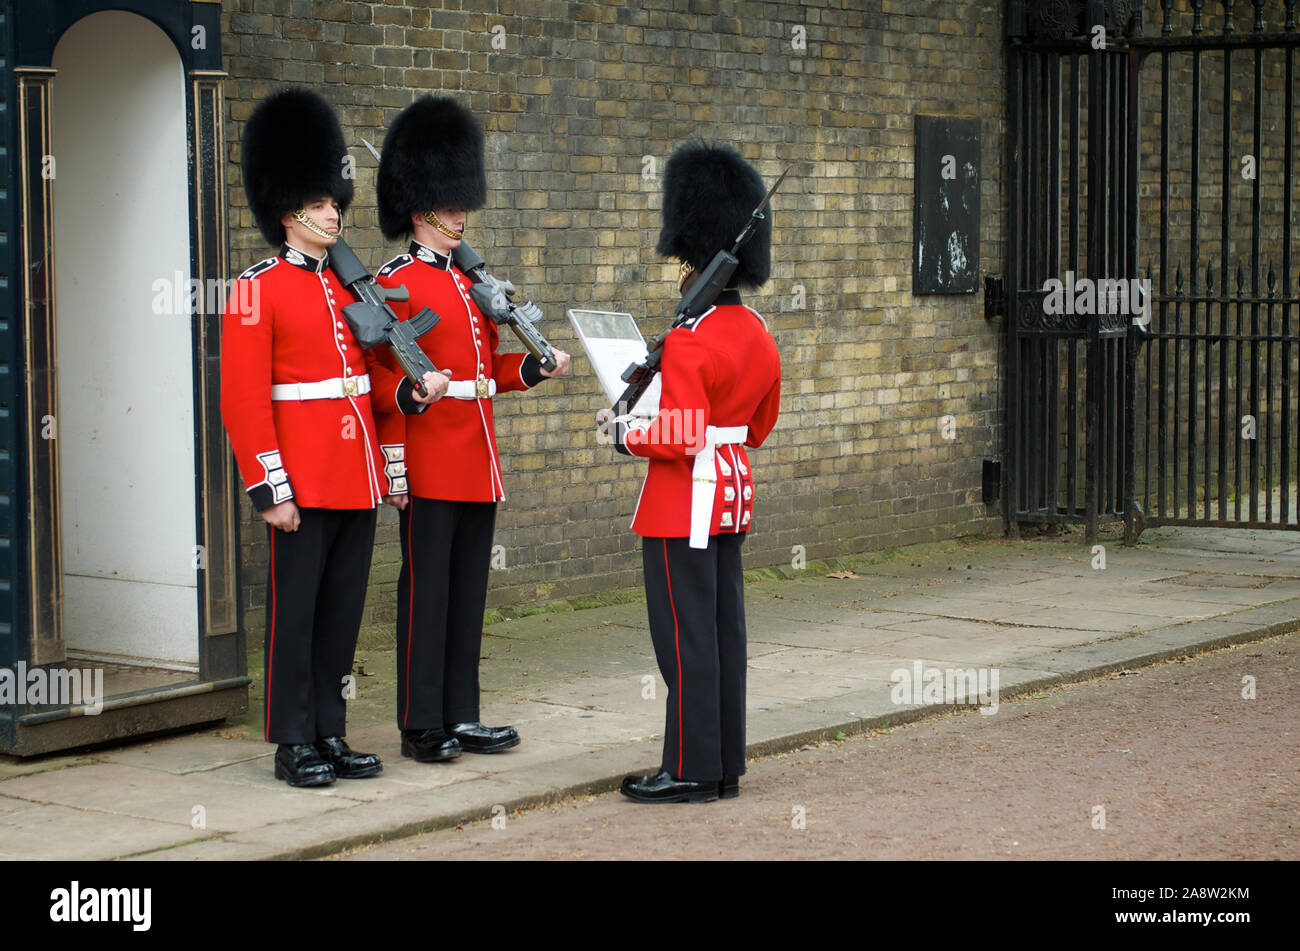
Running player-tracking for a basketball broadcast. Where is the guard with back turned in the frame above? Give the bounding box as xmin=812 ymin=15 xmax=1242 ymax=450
xmin=602 ymin=142 xmax=783 ymax=803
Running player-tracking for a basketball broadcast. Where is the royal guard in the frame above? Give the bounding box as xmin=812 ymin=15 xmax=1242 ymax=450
xmin=221 ymin=88 xmax=387 ymax=787
xmin=603 ymin=143 xmax=782 ymax=803
xmin=368 ymin=95 xmax=570 ymax=762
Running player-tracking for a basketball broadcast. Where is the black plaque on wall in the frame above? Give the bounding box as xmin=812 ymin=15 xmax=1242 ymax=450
xmin=913 ymin=115 xmax=979 ymax=295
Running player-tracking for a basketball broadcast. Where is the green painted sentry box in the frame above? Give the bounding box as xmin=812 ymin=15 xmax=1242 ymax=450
xmin=0 ymin=0 xmax=248 ymax=755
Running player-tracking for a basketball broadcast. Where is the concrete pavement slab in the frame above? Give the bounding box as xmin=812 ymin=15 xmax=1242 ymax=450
xmin=0 ymin=793 xmax=32 ymax=815
xmin=93 ymin=736 xmax=271 ymax=775
xmin=3 ymin=525 xmax=1296 ymax=861
xmin=992 ymin=605 xmax=1148 ymax=632
xmin=122 ymin=837 xmax=262 ymax=861
xmin=0 ymin=762 xmax=356 ymax=831
xmin=749 ymin=622 xmax=921 ymax=653
xmin=0 ymin=802 xmax=197 ymax=860
xmin=1014 ymin=596 xmax=1224 ymax=620
xmin=219 ymin=775 xmax=529 ymax=860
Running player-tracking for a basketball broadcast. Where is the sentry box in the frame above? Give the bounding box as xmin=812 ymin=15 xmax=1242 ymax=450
xmin=0 ymin=0 xmax=248 ymax=754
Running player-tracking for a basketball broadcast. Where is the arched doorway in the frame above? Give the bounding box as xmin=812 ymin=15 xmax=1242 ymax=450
xmin=52 ymin=10 xmax=197 ymax=670
xmin=1 ymin=0 xmax=244 ymax=754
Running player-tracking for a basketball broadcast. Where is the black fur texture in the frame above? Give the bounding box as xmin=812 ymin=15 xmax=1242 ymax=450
xmin=241 ymin=88 xmax=353 ymax=246
xmin=656 ymin=142 xmax=772 ymax=289
xmin=377 ymin=96 xmax=486 ymax=240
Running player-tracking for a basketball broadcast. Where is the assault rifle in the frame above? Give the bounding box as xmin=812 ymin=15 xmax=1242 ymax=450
xmin=452 ymin=242 xmax=558 ymax=373
xmin=616 ymin=166 xmax=789 ymax=415
xmin=329 ymin=237 xmax=443 ymax=398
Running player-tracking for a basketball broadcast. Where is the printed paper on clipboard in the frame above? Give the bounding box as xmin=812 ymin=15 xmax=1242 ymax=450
xmin=566 ymin=309 xmax=661 ymax=419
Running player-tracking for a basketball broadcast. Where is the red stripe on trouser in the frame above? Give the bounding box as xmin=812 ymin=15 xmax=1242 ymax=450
xmin=663 ymin=538 xmax=684 ymax=776
xmin=402 ymin=503 xmax=415 ymax=730
xmin=265 ymin=531 xmax=276 ymax=742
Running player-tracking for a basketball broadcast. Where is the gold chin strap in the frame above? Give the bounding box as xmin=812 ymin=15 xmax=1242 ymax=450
xmin=423 ymin=209 xmax=464 ymax=241
xmin=292 ymin=209 xmax=342 ymax=241
xmin=676 ymin=259 xmax=695 ymax=292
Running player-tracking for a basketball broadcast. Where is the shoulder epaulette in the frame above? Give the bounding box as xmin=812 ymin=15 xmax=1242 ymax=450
xmin=377 ymin=255 xmax=413 ymax=278
xmin=238 ymin=257 xmax=278 ymax=281
xmin=676 ymin=306 xmax=717 ymax=332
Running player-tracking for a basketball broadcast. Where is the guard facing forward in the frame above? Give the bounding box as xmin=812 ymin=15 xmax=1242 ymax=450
xmin=605 ymin=143 xmax=782 ymax=803
xmin=220 ymin=89 xmax=386 ymax=787
xmin=368 ymin=96 xmax=570 ymax=762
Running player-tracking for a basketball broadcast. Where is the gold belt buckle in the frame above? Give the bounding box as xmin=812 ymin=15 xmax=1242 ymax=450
xmin=476 ymin=378 xmax=490 ymax=399
xmin=343 ymin=377 xmax=359 ymax=397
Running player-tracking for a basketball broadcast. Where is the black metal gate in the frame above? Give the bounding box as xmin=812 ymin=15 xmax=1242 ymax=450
xmin=1005 ymin=0 xmax=1300 ymax=541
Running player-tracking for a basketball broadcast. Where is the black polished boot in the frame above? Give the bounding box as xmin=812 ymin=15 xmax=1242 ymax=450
xmin=274 ymin=743 xmax=336 ymax=787
xmin=314 ymin=736 xmax=382 ymax=779
xmin=401 ymin=729 xmax=462 ymax=763
xmin=446 ymin=721 xmax=520 ymax=754
xmin=620 ymin=769 xmax=718 ymax=804
xmin=719 ymin=775 xmax=740 ymax=799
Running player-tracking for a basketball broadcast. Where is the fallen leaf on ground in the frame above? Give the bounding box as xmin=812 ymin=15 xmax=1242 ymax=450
xmin=826 ymin=570 xmax=859 ymax=579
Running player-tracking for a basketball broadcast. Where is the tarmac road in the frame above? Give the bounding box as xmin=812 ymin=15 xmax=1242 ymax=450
xmin=339 ymin=631 xmax=1299 ymax=861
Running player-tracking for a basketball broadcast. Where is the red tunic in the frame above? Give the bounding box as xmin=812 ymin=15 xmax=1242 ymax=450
xmin=367 ymin=242 xmax=537 ymax=502
xmin=621 ymin=298 xmax=782 ymax=538
xmin=220 ymin=245 xmax=384 ymax=511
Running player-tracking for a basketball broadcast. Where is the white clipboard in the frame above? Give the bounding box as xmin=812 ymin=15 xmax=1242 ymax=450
xmin=566 ymin=309 xmax=661 ymax=418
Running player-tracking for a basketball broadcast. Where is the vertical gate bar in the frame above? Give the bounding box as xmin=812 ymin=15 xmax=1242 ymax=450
xmin=1285 ymin=43 xmax=1295 ymax=524
xmin=1117 ymin=52 xmax=1126 ymax=516
xmin=1251 ymin=42 xmax=1263 ymax=523
xmin=1175 ymin=267 xmax=1184 ymax=519
xmin=1039 ymin=52 xmax=1052 ymax=516
xmin=1024 ymin=51 xmax=1036 ymax=516
xmin=1159 ymin=46 xmax=1171 ymax=520
xmin=1048 ymin=51 xmax=1062 ymax=518
xmin=1086 ymin=42 xmax=1106 ymax=541
xmin=1100 ymin=54 xmax=1111 ymax=517
xmin=1125 ymin=44 xmax=1142 ymax=540
xmin=1110 ymin=52 xmax=1120 ymax=517
xmin=1033 ymin=52 xmax=1047 ymax=515
xmin=1068 ymin=53 xmax=1081 ymax=515
xmin=1019 ymin=47 xmax=1029 ymax=517
xmin=1041 ymin=52 xmax=1054 ymax=515
xmin=1007 ymin=38 xmax=1023 ymax=527
xmin=1206 ymin=262 xmax=1215 ymax=519
xmin=1266 ymin=266 xmax=1275 ymax=523
xmin=1022 ymin=49 xmax=1035 ymax=517
xmin=1109 ymin=51 xmax=1120 ymax=516
xmin=1234 ymin=265 xmax=1244 ymax=521
xmin=1102 ymin=54 xmax=1115 ymax=516
xmin=1190 ymin=45 xmax=1202 ymax=518
xmin=1220 ymin=47 xmax=1232 ymax=522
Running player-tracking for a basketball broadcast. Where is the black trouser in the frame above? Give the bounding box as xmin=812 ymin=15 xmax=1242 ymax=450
xmin=263 ymin=507 xmax=377 ymax=745
xmin=642 ymin=533 xmax=747 ymax=782
xmin=396 ymin=497 xmax=497 ymax=731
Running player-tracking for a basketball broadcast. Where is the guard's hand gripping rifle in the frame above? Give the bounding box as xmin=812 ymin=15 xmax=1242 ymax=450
xmin=451 ymin=242 xmax=558 ymax=373
xmin=616 ymin=167 xmax=789 ymax=416
xmin=329 ymin=237 xmax=443 ymax=398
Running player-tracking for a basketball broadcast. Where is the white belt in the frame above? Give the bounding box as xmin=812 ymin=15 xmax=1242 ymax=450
xmin=690 ymin=425 xmax=748 ymax=549
xmin=445 ymin=378 xmax=497 ymax=400
xmin=270 ymin=374 xmax=371 ymax=401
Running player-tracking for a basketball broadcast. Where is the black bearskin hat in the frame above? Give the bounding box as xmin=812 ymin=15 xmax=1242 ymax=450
xmin=377 ymin=96 xmax=487 ymax=240
xmin=656 ymin=142 xmax=772 ymax=289
xmin=241 ymin=88 xmax=354 ymax=246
